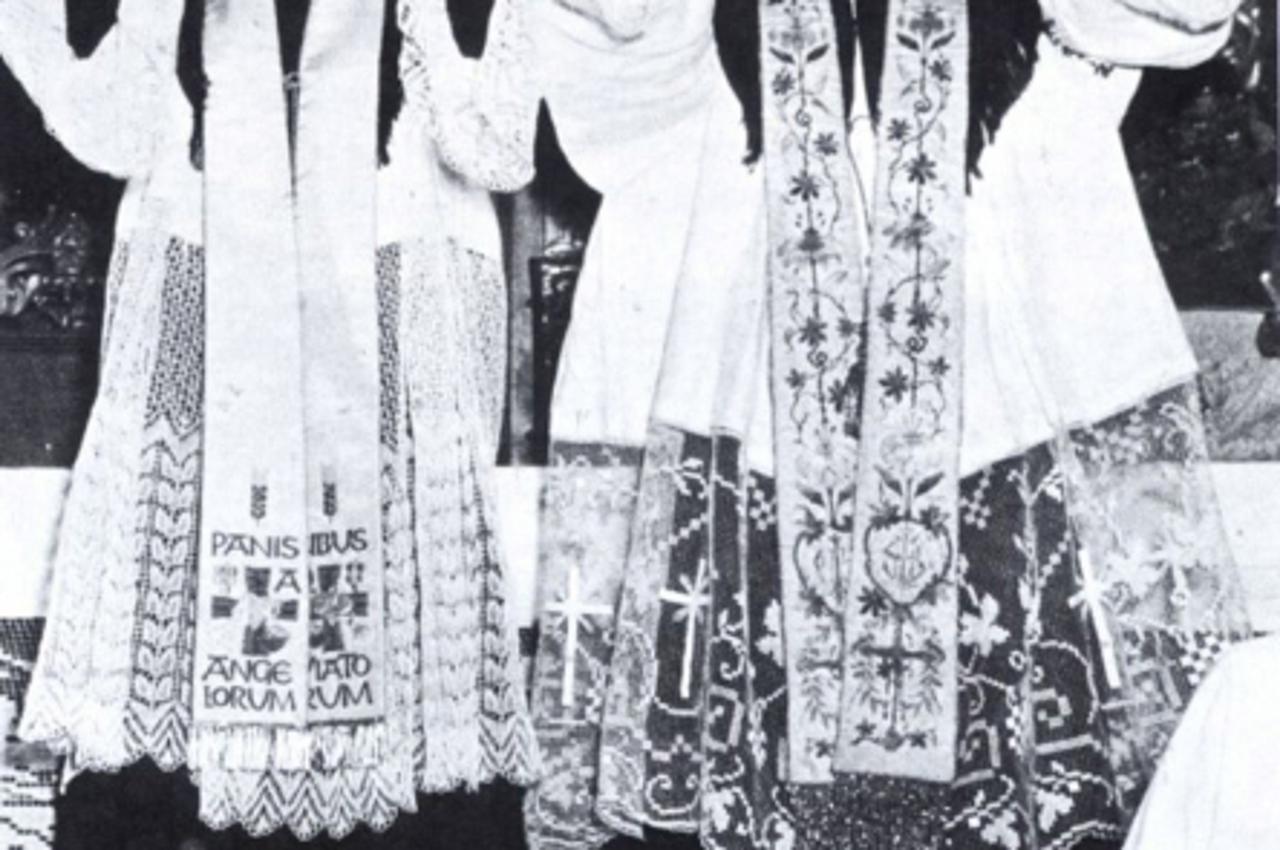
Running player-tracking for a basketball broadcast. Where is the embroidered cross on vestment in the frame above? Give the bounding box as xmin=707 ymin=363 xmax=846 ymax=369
xmin=659 ymin=557 xmax=712 ymax=700
xmin=545 ymin=563 xmax=614 ymax=708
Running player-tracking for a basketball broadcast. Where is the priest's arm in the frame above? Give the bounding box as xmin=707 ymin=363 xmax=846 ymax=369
xmin=1041 ymin=0 xmax=1242 ymax=68
xmin=0 ymin=0 xmax=184 ymax=180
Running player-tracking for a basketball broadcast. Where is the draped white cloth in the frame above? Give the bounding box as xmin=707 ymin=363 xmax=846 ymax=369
xmin=530 ymin=0 xmax=776 ymax=469
xmin=959 ymin=32 xmax=1203 ymax=474
xmin=535 ymin=0 xmax=1239 ymax=478
xmin=1122 ymin=634 xmax=1280 ymax=850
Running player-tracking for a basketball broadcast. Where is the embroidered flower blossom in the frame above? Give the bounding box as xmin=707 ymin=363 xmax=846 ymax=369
xmin=814 ymin=131 xmax=840 ymax=156
xmin=907 ymin=299 xmax=937 ymax=332
xmin=911 ymin=7 xmax=947 ymax=40
xmin=907 ymin=153 xmax=938 ymax=185
xmin=799 ymin=316 xmax=828 ymax=346
xmin=887 ymin=118 xmax=912 ymax=141
xmin=880 ymin=366 xmax=911 ymax=402
xmin=790 ymin=172 xmax=821 ymax=201
xmin=773 ymin=69 xmax=796 ymax=96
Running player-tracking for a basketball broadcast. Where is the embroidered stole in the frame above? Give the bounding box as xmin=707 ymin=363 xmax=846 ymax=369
xmin=833 ymin=0 xmax=967 ymax=781
xmin=761 ymin=0 xmax=968 ymax=786
xmin=193 ymin=0 xmax=387 ymax=770
xmin=760 ymin=0 xmax=867 ymax=784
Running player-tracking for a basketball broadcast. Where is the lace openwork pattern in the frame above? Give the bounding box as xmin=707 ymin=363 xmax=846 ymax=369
xmin=397 ymin=0 xmax=537 ymax=192
xmin=20 ymin=237 xmax=537 ymax=839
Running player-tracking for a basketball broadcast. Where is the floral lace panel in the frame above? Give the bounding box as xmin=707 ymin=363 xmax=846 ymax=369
xmin=1060 ymin=382 xmax=1250 ymax=816
xmin=525 ymin=442 xmax=641 ymax=850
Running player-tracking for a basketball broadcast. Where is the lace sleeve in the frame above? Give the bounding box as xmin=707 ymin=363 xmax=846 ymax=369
xmin=1041 ymin=0 xmax=1241 ymax=68
xmin=398 ymin=0 xmax=539 ymax=193
xmin=0 ymin=0 xmax=183 ymax=180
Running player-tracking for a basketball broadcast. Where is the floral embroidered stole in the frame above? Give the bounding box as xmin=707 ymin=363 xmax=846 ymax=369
xmin=761 ymin=0 xmax=968 ymax=785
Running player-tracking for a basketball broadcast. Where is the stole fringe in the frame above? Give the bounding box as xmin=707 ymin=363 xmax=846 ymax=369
xmin=187 ymin=723 xmax=390 ymax=773
xmin=417 ymin=703 xmax=487 ymax=793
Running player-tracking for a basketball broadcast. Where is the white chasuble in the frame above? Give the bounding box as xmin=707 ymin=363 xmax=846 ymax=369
xmin=193 ymin=0 xmax=387 ymax=772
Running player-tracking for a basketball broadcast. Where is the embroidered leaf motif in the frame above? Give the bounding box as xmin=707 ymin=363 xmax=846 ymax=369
xmin=1036 ymin=788 xmax=1074 ymax=833
xmin=960 ymin=594 xmax=1010 ymax=656
xmin=915 ymin=472 xmax=945 ymax=498
xmin=877 ymin=467 xmax=904 ymax=496
xmin=756 ymin=600 xmax=785 ymax=666
xmin=979 ymin=807 xmax=1022 ymax=850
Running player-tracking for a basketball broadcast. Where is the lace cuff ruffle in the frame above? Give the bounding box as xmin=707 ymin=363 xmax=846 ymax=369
xmin=1040 ymin=0 xmax=1239 ymax=68
xmin=398 ymin=0 xmax=538 ymax=193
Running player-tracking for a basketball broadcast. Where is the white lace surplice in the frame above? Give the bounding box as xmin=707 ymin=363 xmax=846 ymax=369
xmin=1 ymin=0 xmax=540 ymax=839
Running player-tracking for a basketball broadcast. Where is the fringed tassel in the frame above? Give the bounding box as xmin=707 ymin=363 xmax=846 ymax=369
xmin=187 ymin=723 xmax=391 ymax=773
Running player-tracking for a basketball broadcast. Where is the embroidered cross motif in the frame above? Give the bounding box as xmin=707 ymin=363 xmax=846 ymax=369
xmin=545 ymin=564 xmax=613 ymax=708
xmin=1070 ymin=547 xmax=1121 ymax=689
xmin=659 ymin=558 xmax=711 ymax=701
xmin=851 ymin=612 xmax=946 ymax=749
